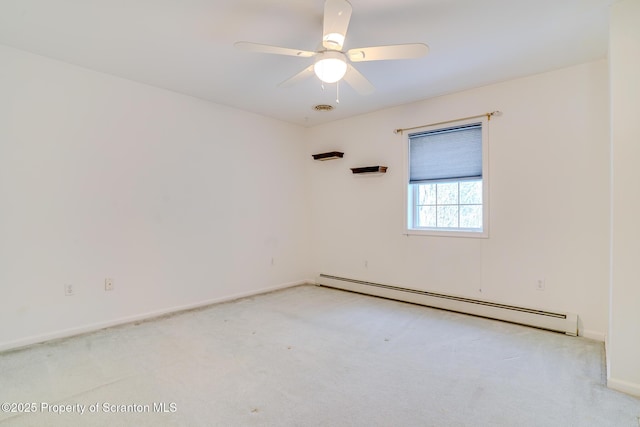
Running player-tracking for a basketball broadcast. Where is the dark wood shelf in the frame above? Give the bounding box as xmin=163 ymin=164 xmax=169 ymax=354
xmin=312 ymin=151 xmax=344 ymax=161
xmin=350 ymin=166 xmax=388 ymax=174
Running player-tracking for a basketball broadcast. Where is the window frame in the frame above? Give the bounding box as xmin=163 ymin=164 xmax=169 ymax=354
xmin=403 ymin=116 xmax=489 ymax=238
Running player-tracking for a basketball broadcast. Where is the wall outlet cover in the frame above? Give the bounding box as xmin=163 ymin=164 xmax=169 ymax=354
xmin=64 ymin=284 xmax=74 ymax=296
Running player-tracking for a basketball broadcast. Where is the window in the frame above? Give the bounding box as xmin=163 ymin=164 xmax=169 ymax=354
xmin=405 ymin=117 xmax=488 ymax=237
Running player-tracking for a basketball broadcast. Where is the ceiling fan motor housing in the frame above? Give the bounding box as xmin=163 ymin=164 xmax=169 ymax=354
xmin=323 ymin=32 xmax=345 ymax=50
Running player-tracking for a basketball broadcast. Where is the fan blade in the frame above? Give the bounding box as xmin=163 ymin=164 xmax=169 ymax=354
xmin=234 ymin=41 xmax=316 ymax=58
xmin=347 ymin=43 xmax=429 ymax=62
xmin=278 ymin=65 xmax=315 ymax=88
xmin=322 ymin=0 xmax=352 ymax=51
xmin=343 ymin=65 xmax=374 ymax=95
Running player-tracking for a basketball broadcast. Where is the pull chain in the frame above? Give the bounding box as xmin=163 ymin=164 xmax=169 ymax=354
xmin=336 ymin=81 xmax=340 ymax=104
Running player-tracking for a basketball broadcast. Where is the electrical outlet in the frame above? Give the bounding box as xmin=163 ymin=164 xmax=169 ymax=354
xmin=536 ymin=278 xmax=546 ymax=291
xmin=64 ymin=284 xmax=74 ymax=296
xmin=105 ymin=277 xmax=114 ymax=291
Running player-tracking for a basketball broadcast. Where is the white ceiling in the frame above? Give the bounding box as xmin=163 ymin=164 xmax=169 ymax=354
xmin=0 ymin=0 xmax=613 ymax=127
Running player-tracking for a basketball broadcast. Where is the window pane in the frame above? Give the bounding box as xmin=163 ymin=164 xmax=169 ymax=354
xmin=418 ymin=206 xmax=437 ymax=227
xmin=459 ymin=180 xmax=482 ymax=205
xmin=437 ymin=206 xmax=458 ymax=228
xmin=436 ymin=182 xmax=458 ymax=205
xmin=418 ymin=184 xmax=436 ymax=205
xmin=460 ymin=205 xmax=482 ymax=229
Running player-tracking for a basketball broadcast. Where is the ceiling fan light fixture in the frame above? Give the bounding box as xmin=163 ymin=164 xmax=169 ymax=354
xmin=314 ymin=51 xmax=347 ymax=83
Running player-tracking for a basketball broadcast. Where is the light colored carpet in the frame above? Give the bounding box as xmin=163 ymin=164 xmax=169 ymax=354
xmin=1 ymin=284 xmax=639 ymax=426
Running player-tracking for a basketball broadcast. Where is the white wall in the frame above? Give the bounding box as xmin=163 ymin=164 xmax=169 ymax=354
xmin=608 ymin=0 xmax=640 ymax=397
xmin=0 ymin=45 xmax=310 ymax=350
xmin=0 ymin=33 xmax=634 ymax=395
xmin=307 ymin=60 xmax=610 ymax=339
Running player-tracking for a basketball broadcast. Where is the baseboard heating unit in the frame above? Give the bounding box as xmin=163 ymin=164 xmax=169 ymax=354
xmin=317 ymin=274 xmax=578 ymax=336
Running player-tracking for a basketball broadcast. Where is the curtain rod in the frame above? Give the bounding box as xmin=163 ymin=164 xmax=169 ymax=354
xmin=393 ymin=111 xmax=502 ymax=135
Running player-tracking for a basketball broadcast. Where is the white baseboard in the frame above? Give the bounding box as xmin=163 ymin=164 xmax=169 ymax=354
xmin=581 ymin=329 xmax=606 ymax=342
xmin=604 ymin=334 xmax=610 ymax=387
xmin=607 ymin=377 xmax=640 ymax=398
xmin=0 ymin=280 xmax=309 ymax=353
xmin=602 ymin=335 xmax=639 ymax=398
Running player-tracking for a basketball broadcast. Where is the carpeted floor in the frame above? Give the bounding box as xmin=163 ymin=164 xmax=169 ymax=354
xmin=1 ymin=284 xmax=639 ymax=426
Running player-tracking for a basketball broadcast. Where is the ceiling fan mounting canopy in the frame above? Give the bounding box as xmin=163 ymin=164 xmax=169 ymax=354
xmin=234 ymin=0 xmax=429 ymax=94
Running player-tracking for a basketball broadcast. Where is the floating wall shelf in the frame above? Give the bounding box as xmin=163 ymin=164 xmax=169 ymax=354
xmin=312 ymin=151 xmax=344 ymax=161
xmin=350 ymin=166 xmax=388 ymax=175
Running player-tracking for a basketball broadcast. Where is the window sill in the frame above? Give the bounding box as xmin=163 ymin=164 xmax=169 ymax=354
xmin=405 ymin=228 xmax=488 ymax=239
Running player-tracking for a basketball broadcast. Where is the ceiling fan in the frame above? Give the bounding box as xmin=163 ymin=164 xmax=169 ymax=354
xmin=234 ymin=0 xmax=429 ymax=95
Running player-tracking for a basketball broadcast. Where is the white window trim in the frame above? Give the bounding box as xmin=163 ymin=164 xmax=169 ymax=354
xmin=403 ymin=116 xmax=490 ymax=238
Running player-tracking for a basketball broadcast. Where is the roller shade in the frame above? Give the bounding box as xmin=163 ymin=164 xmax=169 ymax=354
xmin=409 ymin=123 xmax=482 ymax=183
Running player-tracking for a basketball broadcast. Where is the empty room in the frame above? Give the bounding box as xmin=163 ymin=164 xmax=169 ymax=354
xmin=1 ymin=0 xmax=639 ymax=425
